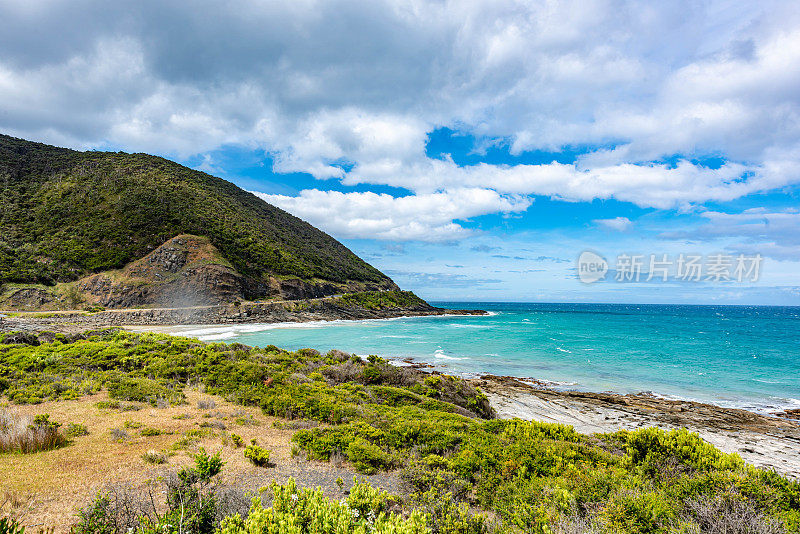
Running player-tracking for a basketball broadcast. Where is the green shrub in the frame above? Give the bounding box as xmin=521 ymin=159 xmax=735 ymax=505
xmin=71 ymin=493 xmax=116 ymax=534
xmin=0 ymin=516 xmax=26 ymax=534
xmin=230 ymin=433 xmax=243 ymax=447
xmin=346 ymin=437 xmax=390 ymax=475
xmin=411 ymin=487 xmax=490 ymax=534
xmin=218 ymin=478 xmax=428 ymax=534
xmin=424 ymin=375 xmax=442 ymax=389
xmin=623 ymin=427 xmax=744 ymax=477
xmin=65 ymin=422 xmax=89 ymax=438
xmin=244 ymin=440 xmax=270 ymax=467
xmin=106 ymin=377 xmax=183 ymax=406
xmin=140 ymin=427 xmax=161 ymax=437
xmin=234 ymin=415 xmax=259 ymax=426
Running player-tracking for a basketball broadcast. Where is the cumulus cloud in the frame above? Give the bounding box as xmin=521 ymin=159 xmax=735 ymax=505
xmin=253 ymin=188 xmax=531 ymax=241
xmin=2 ymin=0 xmax=800 ymax=238
xmin=594 ymin=217 xmax=633 ymax=231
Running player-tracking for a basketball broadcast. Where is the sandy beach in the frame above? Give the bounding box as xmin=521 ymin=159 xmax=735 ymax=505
xmin=474 ymin=375 xmax=800 ymax=479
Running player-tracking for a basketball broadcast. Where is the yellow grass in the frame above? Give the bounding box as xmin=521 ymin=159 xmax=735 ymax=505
xmin=0 ymin=390 xmax=296 ymax=532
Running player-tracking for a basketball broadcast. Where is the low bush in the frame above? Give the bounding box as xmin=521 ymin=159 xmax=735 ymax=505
xmin=74 ymin=448 xmax=231 ymax=534
xmin=200 ymin=420 xmax=226 ymax=430
xmin=218 ymin=478 xmax=428 ymax=534
xmin=346 ymin=437 xmax=390 ymax=475
xmin=107 ymin=377 xmax=183 ymax=407
xmin=0 ymin=410 xmax=66 ymax=453
xmin=109 ymin=428 xmax=130 ymax=442
xmin=64 ymin=422 xmax=89 ymax=438
xmin=139 ymin=427 xmax=161 ymax=437
xmin=243 ymin=440 xmax=270 ymax=467
xmin=233 ymin=415 xmax=259 ymax=426
xmin=142 ymin=449 xmax=167 ymax=464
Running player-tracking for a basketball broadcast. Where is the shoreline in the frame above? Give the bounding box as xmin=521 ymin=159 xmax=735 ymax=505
xmin=3 ymin=312 xmax=798 ymax=478
xmin=130 ymin=319 xmax=800 ymax=417
xmin=472 ymin=374 xmax=800 ymax=479
xmin=0 ymin=300 xmax=487 ymax=332
xmin=5 ymin=308 xmax=795 ymax=418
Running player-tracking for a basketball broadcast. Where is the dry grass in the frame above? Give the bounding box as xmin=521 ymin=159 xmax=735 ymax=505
xmin=0 ymin=409 xmax=66 ymax=454
xmin=0 ymin=389 xmax=297 ymax=533
xmin=686 ymin=495 xmax=786 ymax=534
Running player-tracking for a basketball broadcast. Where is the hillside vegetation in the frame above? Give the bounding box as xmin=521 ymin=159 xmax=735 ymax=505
xmin=1 ymin=330 xmax=798 ymax=533
xmin=0 ymin=134 xmax=391 ymax=294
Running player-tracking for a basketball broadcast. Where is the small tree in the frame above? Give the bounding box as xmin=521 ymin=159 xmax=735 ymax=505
xmin=65 ymin=285 xmax=84 ymax=309
xmin=139 ymin=448 xmax=225 ymax=534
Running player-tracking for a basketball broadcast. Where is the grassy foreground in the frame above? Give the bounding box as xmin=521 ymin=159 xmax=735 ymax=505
xmin=0 ymin=330 xmax=798 ymax=533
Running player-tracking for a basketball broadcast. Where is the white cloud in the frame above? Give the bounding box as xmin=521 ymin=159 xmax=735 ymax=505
xmin=594 ymin=217 xmax=633 ymax=231
xmin=253 ymin=188 xmax=531 ymax=241
xmin=1 ymin=0 xmax=800 ymax=237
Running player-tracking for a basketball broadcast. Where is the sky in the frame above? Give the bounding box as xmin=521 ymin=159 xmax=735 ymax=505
xmin=1 ymin=0 xmax=799 ymax=304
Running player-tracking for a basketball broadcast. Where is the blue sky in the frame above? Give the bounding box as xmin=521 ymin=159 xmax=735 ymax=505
xmin=1 ymin=0 xmax=799 ymax=304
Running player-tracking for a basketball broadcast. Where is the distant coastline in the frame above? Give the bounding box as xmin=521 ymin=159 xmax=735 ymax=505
xmin=0 ymin=298 xmax=486 ymax=332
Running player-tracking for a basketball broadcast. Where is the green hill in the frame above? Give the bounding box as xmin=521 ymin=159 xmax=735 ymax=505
xmin=0 ymin=134 xmax=397 ymax=306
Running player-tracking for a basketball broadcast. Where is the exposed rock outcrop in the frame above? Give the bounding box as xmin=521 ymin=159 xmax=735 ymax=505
xmin=78 ymin=235 xmax=244 ymax=308
xmin=0 ymin=234 xmax=401 ymax=311
xmin=4 ymin=288 xmax=56 ymax=310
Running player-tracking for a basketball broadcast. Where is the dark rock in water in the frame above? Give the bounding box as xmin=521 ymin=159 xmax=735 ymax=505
xmin=774 ymin=408 xmax=800 ymax=420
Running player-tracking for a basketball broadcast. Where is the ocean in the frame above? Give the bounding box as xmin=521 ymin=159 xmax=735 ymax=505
xmin=160 ymin=303 xmax=800 ymax=414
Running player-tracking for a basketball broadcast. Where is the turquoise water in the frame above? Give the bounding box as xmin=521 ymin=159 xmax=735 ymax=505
xmin=163 ymin=303 xmax=800 ymax=413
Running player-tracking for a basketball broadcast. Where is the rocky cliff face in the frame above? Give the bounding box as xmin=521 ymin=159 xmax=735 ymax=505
xmin=0 ymin=234 xmax=400 ymax=311
xmin=77 ymin=235 xmax=244 ymax=308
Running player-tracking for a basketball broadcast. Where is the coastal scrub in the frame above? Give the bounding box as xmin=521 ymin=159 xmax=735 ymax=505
xmin=1 ymin=330 xmax=798 ymax=533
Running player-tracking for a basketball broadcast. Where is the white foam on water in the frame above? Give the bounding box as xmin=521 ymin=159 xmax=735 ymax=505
xmin=433 ymin=349 xmax=466 ymax=361
xmin=137 ymin=310 xmax=497 ymax=338
xmin=197 ymin=331 xmax=238 ymax=341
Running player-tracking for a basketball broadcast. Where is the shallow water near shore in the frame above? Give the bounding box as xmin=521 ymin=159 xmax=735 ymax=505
xmin=152 ymin=302 xmax=800 ymax=414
